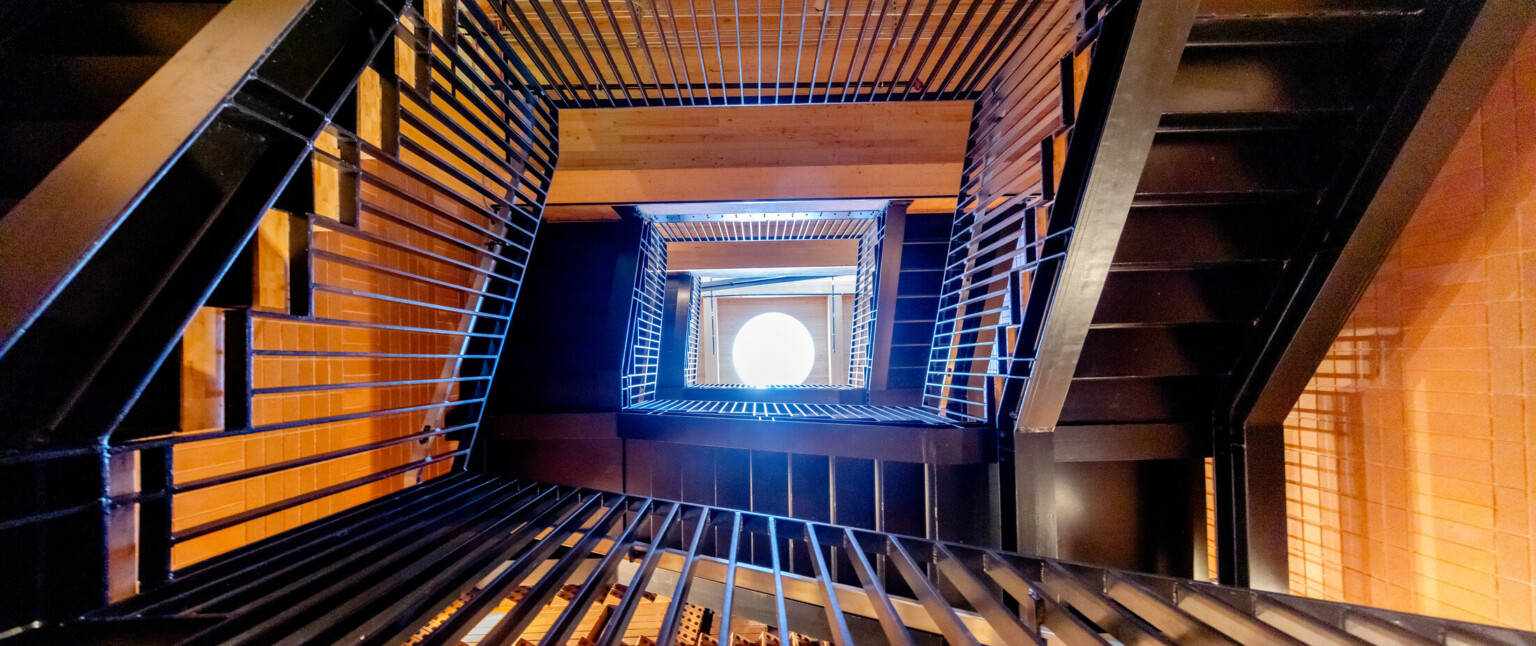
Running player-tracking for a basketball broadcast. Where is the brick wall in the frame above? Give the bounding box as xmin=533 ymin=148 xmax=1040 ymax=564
xmin=1282 ymin=22 xmax=1536 ymax=629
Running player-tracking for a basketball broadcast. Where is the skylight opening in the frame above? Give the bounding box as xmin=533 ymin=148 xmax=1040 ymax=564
xmin=731 ymin=312 xmax=816 ymax=386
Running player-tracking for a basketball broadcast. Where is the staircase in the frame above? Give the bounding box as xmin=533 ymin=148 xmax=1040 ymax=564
xmin=1059 ymin=3 xmax=1429 ymax=433
xmin=0 ymin=0 xmax=414 ymax=629
xmin=873 ymin=210 xmax=950 ymax=405
xmin=0 ymin=1 xmax=229 ymax=216
xmin=989 ymin=0 xmax=1530 ymax=579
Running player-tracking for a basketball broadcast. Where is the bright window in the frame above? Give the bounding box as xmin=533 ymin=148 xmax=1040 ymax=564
xmin=731 ymin=312 xmax=815 ymax=385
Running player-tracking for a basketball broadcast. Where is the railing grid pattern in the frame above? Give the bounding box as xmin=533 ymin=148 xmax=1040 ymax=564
xmin=922 ymin=0 xmax=1089 ymax=423
xmin=623 ymin=223 xmax=670 ymax=405
xmin=847 ymin=216 xmax=884 ymax=387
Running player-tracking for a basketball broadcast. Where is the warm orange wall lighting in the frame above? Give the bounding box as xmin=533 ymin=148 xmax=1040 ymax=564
xmin=1281 ymin=23 xmax=1536 ymax=630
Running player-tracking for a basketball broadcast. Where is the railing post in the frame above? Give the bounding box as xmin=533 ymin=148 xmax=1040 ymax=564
xmin=658 ymin=274 xmax=694 ymax=393
xmin=137 ymin=447 xmax=175 ymax=590
xmin=224 ymin=308 xmax=252 ymax=433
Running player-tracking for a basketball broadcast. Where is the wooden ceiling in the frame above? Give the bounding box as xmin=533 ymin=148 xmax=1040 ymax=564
xmin=475 ymin=0 xmax=1072 ymax=107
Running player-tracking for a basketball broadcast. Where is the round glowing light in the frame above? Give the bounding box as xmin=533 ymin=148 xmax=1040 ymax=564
xmin=732 ymin=312 xmax=815 ymax=386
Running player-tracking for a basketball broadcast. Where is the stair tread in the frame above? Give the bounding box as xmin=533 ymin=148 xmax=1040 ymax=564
xmin=1195 ymin=0 xmax=1424 ymax=19
xmin=1169 ymin=35 xmax=1403 ymax=114
xmin=1075 ymin=323 xmax=1250 ymax=378
xmin=1139 ymin=126 xmax=1344 ymax=195
xmin=1156 ymin=109 xmax=1356 ymax=131
xmin=1087 ymin=320 xmax=1251 ymax=329
xmin=1092 ymin=264 xmax=1282 ymax=325
xmin=1189 ymin=11 xmax=1417 ymax=46
xmin=1059 ymin=375 xmax=1216 ymax=425
xmin=1107 ymin=259 xmax=1286 ymax=272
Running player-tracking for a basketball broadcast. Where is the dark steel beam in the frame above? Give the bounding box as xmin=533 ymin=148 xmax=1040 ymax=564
xmin=1009 ymin=0 xmax=1197 ymax=556
xmin=869 ymin=201 xmax=910 ymax=397
xmin=1011 ymin=0 xmax=1196 ymax=433
xmin=212 ymin=481 xmax=537 ymax=638
xmin=480 ymin=496 xmax=634 ymax=646
xmin=617 ymin=412 xmax=993 ymax=464
xmin=765 ymin=518 xmax=792 ymax=640
xmin=413 ymin=491 xmax=601 ymax=646
xmin=803 ymin=523 xmax=855 ymax=644
xmin=842 ymin=529 xmax=916 ymax=646
xmin=885 ymin=537 xmax=981 ymax=646
xmin=660 ymin=274 xmax=695 ymax=390
xmin=537 ymin=500 xmax=660 ymax=646
xmin=652 ymin=386 xmax=866 ymax=405
xmin=716 ymin=512 xmax=744 ymax=642
xmin=981 ymin=553 xmax=1109 ymax=644
xmin=654 ymin=507 xmax=714 ymax=646
xmin=175 ymin=480 xmax=543 ymax=642
xmin=593 ymin=503 xmax=683 ymax=646
xmin=932 ymin=543 xmax=1041 ymax=645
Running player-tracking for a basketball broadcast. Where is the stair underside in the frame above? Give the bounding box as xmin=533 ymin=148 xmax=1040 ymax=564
xmin=1058 ymin=6 xmax=1424 ymax=430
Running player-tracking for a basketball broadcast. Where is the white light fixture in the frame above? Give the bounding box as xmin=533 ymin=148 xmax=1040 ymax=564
xmin=732 ymin=312 xmax=815 ymax=386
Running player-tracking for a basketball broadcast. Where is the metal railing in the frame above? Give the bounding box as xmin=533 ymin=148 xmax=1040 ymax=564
xmin=626 ymin=214 xmax=886 ymax=400
xmin=112 ymin=0 xmax=558 ymax=580
xmin=623 ymin=221 xmax=670 ymax=405
xmin=653 ymin=217 xmax=876 ymax=242
xmin=84 ymin=473 xmax=1536 ymax=646
xmin=627 ymin=399 xmax=956 ymax=426
xmin=848 ymin=217 xmax=884 ymax=387
xmin=921 ymin=0 xmax=1093 ymax=424
xmin=685 ymin=274 xmax=704 ymax=385
xmin=474 ymin=0 xmax=1045 ymax=107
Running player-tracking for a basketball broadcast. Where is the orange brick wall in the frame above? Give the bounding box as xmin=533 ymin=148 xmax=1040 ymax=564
xmin=1282 ymin=23 xmax=1536 ymax=629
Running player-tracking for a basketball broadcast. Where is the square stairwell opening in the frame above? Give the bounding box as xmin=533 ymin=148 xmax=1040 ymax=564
xmin=621 ymin=201 xmax=887 ymax=406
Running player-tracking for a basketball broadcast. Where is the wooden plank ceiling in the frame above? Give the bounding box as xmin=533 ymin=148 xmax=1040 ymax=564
xmin=477 ymin=0 xmax=1070 ymax=107
xmin=547 ymin=101 xmax=972 ymax=203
